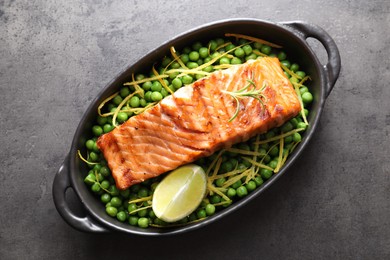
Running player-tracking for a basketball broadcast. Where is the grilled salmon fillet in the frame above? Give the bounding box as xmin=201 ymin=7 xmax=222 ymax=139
xmin=97 ymin=57 xmax=301 ymax=190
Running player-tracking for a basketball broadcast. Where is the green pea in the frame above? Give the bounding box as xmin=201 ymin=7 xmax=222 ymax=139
xmin=151 ymin=91 xmax=163 ymax=102
xmin=187 ymin=61 xmax=199 ymax=69
xmin=125 ymin=216 xmax=137 ymax=226
xmin=269 ymin=146 xmax=279 ymax=157
xmin=136 ymin=74 xmax=145 ymax=81
xmin=106 ymin=206 xmax=118 ymax=217
xmin=161 ymin=88 xmax=169 ymax=97
xmin=148 ymin=210 xmax=156 ymax=219
xmin=151 ymin=81 xmax=162 ymax=92
xmin=219 ymin=57 xmax=230 ymax=65
xmin=189 ymin=51 xmax=200 ymax=61
xmin=153 ymin=218 xmax=165 ymax=226
xmin=138 ymin=187 xmax=149 ymax=198
xmin=231 ymin=57 xmax=242 ymax=65
xmin=277 ymin=51 xmax=287 ymax=60
xmin=225 ymin=43 xmax=235 ymax=51
xmin=116 ymin=211 xmax=127 ymax=222
xmin=296 ymin=71 xmax=306 ymax=78
xmin=89 ymin=151 xmax=99 ymax=162
xmin=110 ymin=197 xmax=122 ymax=207
xmin=234 ymin=47 xmax=245 ymax=58
xmin=221 ymin=161 xmax=233 ymax=172
xmin=188 ymin=213 xmax=197 ymax=222
xmin=100 ymin=180 xmax=110 ymax=190
xmin=142 ymin=81 xmax=152 ymax=91
xmin=300 ymin=86 xmax=309 ymax=95
xmin=161 ymin=56 xmax=172 ymax=67
xmin=254 ymin=176 xmax=264 ymax=186
xmin=245 ymin=54 xmax=257 ymax=61
xmin=120 ymin=87 xmax=130 ymax=98
xmin=137 ymin=208 xmax=148 ymax=217
xmin=261 ymin=45 xmax=272 ymax=55
xmin=261 ymin=168 xmax=273 ymax=180
xmin=92 ymin=125 xmax=103 ymax=136
xmin=111 ymin=95 xmax=122 ymax=106
xmin=304 ymin=108 xmax=309 ymax=117
xmin=180 ymin=54 xmax=189 ymax=64
xmin=290 ymin=77 xmax=299 ymax=84
xmin=199 ymin=47 xmax=208 ymax=58
xmin=84 ymin=173 xmax=96 ymax=185
xmin=197 ymin=209 xmax=207 ymax=219
xmin=284 ymin=135 xmax=293 ymax=144
xmin=290 ymin=63 xmax=299 ymax=72
xmin=293 ymin=132 xmax=302 ymax=142
xmin=236 ymin=186 xmax=248 ymax=198
xmin=181 ymin=75 xmax=193 ymax=85
xmin=192 ymin=41 xmax=202 ymax=51
xmin=117 ymin=112 xmax=128 ymax=123
xmin=281 ymin=122 xmax=294 ymax=133
xmin=302 ymin=92 xmax=313 ymax=104
xmin=103 ymin=124 xmax=113 ymax=133
xmin=290 ymin=118 xmax=299 ymax=128
xmin=231 ymin=179 xmax=242 ymax=189
xmin=215 ymin=177 xmax=226 ymax=187
xmin=108 ymin=185 xmax=119 ymax=196
xmin=92 ymin=142 xmax=100 ymax=152
xmin=268 ymin=160 xmax=278 ymax=169
xmin=138 ymin=217 xmax=149 ymax=228
xmin=172 ymin=78 xmax=182 ymax=89
xmin=96 ymin=116 xmax=107 ymax=126
xmin=85 ymin=140 xmax=95 ymax=150
xmin=203 ymin=65 xmax=214 ymax=72
xmin=253 ymin=42 xmax=263 ymax=50
xmin=263 ymin=154 xmax=271 ymax=164
xmin=129 ymin=96 xmax=140 ymax=108
xmin=210 ymin=195 xmax=221 ymax=204
xmin=99 ymin=166 xmax=109 ymax=177
xmin=139 ymin=98 xmax=147 ymax=107
xmin=128 ymin=203 xmax=137 ymax=215
xmin=243 ymin=45 xmax=253 ymax=55
xmin=281 ymin=60 xmax=291 ymax=68
xmin=227 ymin=188 xmax=236 ymax=198
xmin=100 ymin=193 xmax=111 ymax=204
xmin=208 ymin=40 xmax=218 ymax=51
xmin=205 ymin=204 xmax=216 ymax=216
xmin=297 ymin=122 xmax=307 ymax=130
xmin=246 ymin=181 xmax=256 ymax=192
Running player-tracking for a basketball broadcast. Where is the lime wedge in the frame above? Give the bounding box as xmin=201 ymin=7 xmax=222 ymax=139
xmin=152 ymin=164 xmax=207 ymax=223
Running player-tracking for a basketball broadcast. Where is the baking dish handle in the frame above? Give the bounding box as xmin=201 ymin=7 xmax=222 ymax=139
xmin=282 ymin=21 xmax=341 ymax=97
xmin=53 ymin=155 xmax=109 ymax=233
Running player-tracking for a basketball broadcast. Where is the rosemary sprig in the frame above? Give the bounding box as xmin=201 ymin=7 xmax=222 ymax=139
xmin=222 ymin=74 xmax=267 ymax=122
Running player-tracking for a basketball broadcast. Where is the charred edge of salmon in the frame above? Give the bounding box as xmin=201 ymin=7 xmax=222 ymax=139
xmin=96 ymin=57 xmax=301 ymax=190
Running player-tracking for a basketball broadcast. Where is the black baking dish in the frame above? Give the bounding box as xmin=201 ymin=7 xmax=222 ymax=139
xmin=53 ymin=18 xmax=341 ymax=235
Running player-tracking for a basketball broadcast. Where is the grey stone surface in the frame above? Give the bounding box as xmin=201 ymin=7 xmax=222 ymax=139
xmin=0 ymin=0 xmax=389 ymax=259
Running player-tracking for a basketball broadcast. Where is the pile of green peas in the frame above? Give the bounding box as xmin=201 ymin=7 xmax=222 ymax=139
xmin=82 ymin=35 xmax=313 ymax=228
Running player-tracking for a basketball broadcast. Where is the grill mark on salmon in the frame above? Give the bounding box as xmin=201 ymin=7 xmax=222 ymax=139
xmin=97 ymin=57 xmax=301 ymax=189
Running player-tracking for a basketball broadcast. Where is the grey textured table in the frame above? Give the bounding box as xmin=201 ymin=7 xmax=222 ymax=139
xmin=1 ymin=0 xmax=389 ymax=259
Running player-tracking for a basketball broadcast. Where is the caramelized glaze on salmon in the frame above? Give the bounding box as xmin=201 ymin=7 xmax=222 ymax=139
xmin=97 ymin=57 xmax=301 ymax=190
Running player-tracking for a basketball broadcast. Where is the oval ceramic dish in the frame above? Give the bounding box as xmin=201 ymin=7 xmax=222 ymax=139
xmin=53 ymin=19 xmax=341 ymax=236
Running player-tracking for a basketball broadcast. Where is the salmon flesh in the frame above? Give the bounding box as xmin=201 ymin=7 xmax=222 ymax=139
xmin=97 ymin=57 xmax=301 ymax=190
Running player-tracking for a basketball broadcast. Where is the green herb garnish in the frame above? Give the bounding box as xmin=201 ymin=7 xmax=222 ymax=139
xmin=222 ymin=74 xmax=267 ymax=122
